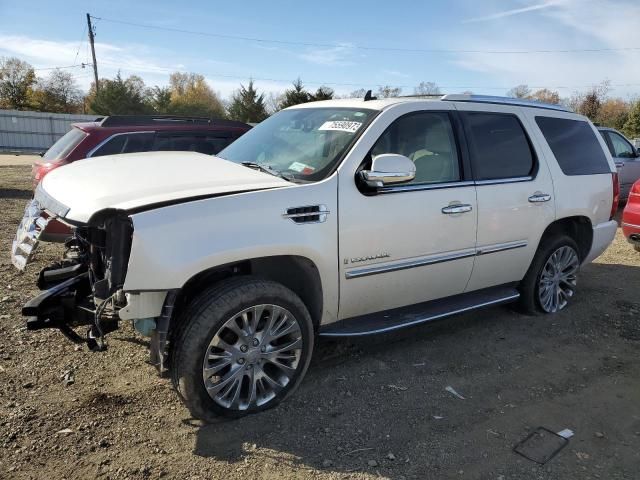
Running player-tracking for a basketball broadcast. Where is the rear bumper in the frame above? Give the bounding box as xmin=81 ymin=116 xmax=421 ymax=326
xmin=583 ymin=220 xmax=617 ymax=264
xmin=621 ymin=222 xmax=640 ymax=245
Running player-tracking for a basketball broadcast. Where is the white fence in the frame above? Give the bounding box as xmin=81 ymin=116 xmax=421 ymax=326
xmin=0 ymin=109 xmax=99 ymax=153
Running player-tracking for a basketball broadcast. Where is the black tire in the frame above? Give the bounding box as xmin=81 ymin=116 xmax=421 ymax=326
xmin=518 ymin=234 xmax=580 ymax=315
xmin=170 ymin=276 xmax=314 ymax=422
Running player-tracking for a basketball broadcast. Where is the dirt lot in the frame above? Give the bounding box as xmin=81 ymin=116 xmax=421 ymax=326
xmin=1 ymin=165 xmax=639 ymax=480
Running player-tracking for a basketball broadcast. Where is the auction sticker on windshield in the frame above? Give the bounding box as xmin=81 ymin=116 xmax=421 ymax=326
xmin=318 ymin=121 xmax=363 ymax=133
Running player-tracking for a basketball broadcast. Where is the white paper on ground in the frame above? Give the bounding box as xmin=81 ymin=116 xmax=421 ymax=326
xmin=557 ymin=429 xmax=574 ymax=439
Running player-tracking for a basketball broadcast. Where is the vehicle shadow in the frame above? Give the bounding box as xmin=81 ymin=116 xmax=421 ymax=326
xmin=0 ymin=187 xmax=32 ymax=200
xmin=188 ymin=261 xmax=640 ymax=477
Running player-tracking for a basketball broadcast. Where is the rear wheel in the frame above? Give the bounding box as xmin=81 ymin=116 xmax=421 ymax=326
xmin=171 ymin=277 xmax=314 ymax=421
xmin=518 ymin=235 xmax=580 ymax=315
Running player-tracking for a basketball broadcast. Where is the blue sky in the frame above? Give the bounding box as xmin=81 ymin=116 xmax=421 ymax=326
xmin=1 ymin=0 xmax=639 ymax=99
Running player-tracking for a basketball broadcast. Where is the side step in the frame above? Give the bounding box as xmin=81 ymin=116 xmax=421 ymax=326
xmin=319 ymin=285 xmax=520 ymax=337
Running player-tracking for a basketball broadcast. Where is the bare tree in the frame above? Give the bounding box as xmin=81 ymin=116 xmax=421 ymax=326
xmin=529 ymin=88 xmax=561 ymax=105
xmin=265 ymin=92 xmax=283 ymax=114
xmin=377 ymin=85 xmax=402 ymax=98
xmin=414 ymin=81 xmax=441 ymax=96
xmin=348 ymin=88 xmax=368 ymax=98
xmin=506 ymin=84 xmax=531 ymax=99
xmin=578 ymin=81 xmax=611 ymax=120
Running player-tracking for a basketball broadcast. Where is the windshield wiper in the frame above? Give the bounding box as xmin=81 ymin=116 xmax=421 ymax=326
xmin=240 ymin=162 xmax=294 ymax=182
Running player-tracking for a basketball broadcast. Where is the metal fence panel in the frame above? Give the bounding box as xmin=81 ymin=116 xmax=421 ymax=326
xmin=0 ymin=109 xmax=99 ymax=153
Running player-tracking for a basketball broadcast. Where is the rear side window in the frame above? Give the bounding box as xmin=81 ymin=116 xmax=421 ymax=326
xmin=91 ymin=133 xmax=154 ymax=157
xmin=462 ymin=112 xmax=535 ymax=180
xmin=153 ymin=133 xmax=233 ymax=155
xmin=535 ymin=117 xmax=610 ymax=175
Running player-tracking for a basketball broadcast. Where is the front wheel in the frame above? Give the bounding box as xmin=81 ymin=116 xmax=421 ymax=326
xmin=518 ymin=235 xmax=581 ymax=315
xmin=171 ymin=277 xmax=314 ymax=421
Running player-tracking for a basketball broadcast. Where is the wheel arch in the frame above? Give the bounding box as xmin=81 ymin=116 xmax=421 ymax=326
xmin=539 ymin=215 xmax=593 ymax=261
xmin=173 ymin=255 xmax=324 ymax=331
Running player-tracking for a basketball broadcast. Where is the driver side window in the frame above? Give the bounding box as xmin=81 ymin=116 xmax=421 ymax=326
xmin=371 ymin=112 xmax=461 ymax=184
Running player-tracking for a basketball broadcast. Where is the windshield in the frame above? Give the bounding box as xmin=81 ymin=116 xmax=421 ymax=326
xmin=42 ymin=127 xmax=86 ymax=162
xmin=218 ymin=107 xmax=376 ymax=181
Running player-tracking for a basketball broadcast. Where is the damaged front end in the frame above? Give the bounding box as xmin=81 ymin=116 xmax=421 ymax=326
xmin=20 ymin=207 xmax=134 ymax=352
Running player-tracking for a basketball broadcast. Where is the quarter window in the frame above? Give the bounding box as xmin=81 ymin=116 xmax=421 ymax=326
xmin=462 ymin=112 xmax=534 ymax=180
xmin=536 ymin=117 xmax=610 ymax=175
xmin=370 ymin=112 xmax=461 ymax=184
xmin=607 ymin=132 xmax=635 ymax=158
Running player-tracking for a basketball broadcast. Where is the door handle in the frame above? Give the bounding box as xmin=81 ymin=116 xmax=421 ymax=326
xmin=528 ymin=193 xmax=552 ymax=203
xmin=442 ymin=204 xmax=473 ymax=214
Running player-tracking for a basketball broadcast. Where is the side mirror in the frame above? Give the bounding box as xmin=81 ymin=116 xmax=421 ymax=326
xmin=360 ymin=154 xmax=416 ymax=188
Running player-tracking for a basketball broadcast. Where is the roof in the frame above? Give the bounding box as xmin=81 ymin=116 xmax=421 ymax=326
xmin=287 ymin=94 xmax=573 ymax=113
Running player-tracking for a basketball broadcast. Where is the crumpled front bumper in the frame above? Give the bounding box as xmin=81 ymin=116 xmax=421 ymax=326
xmin=11 ymin=199 xmax=50 ymax=270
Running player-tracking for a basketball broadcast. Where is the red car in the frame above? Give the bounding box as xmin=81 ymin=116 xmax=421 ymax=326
xmin=33 ymin=115 xmax=251 ymax=188
xmin=622 ymin=179 xmax=640 ymax=252
xmin=32 ymin=115 xmax=251 ymax=241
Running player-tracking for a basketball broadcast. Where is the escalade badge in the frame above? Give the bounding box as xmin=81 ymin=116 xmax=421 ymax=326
xmin=345 ymin=253 xmax=390 ymax=264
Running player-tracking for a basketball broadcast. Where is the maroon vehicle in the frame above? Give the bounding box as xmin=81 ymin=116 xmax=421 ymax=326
xmin=31 ymin=115 xmax=251 ymax=240
xmin=33 ymin=115 xmax=251 ymax=188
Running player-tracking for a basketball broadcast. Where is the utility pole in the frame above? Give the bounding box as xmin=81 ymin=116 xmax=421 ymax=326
xmin=86 ymin=13 xmax=99 ymax=93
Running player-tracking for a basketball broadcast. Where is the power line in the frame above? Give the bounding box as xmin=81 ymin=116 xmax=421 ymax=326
xmin=72 ymin=24 xmax=87 ymax=65
xmin=91 ymin=15 xmax=640 ymax=55
xmin=34 ymin=64 xmax=91 ymax=71
xmin=94 ymin=58 xmax=640 ymax=90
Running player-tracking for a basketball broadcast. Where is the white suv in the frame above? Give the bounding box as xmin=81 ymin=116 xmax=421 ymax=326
xmin=13 ymin=94 xmax=618 ymax=420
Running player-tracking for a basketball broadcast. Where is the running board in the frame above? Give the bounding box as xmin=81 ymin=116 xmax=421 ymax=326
xmin=319 ymin=285 xmax=520 ymax=337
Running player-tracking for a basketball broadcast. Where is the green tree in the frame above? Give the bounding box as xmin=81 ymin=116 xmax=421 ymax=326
xmin=597 ymin=98 xmax=630 ymax=131
xmin=30 ymin=69 xmax=83 ymax=113
xmin=146 ymin=86 xmax=172 ymax=113
xmin=623 ymin=101 xmax=640 ymax=139
xmin=168 ymin=72 xmax=225 ymax=118
xmin=0 ymin=57 xmax=36 ymax=110
xmin=310 ymin=86 xmax=334 ymax=101
xmin=278 ymin=78 xmax=311 ymax=109
xmin=227 ymin=80 xmax=269 ymax=122
xmin=88 ymin=72 xmax=151 ymax=115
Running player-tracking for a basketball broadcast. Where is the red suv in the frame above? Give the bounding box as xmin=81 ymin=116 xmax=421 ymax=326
xmin=33 ymin=115 xmax=251 ymax=240
xmin=32 ymin=115 xmax=252 ymax=188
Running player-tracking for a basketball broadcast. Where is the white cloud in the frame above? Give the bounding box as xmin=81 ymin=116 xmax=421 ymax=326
xmin=298 ymin=43 xmax=356 ymax=66
xmin=450 ymin=0 xmax=640 ymax=97
xmin=463 ymin=1 xmax=562 ymax=23
xmin=0 ymin=34 xmax=185 ymax=90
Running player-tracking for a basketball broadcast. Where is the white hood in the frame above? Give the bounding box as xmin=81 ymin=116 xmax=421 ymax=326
xmin=39 ymin=151 xmax=289 ymax=223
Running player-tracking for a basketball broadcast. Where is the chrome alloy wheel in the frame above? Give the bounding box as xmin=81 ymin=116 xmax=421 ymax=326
xmin=538 ymin=245 xmax=580 ymax=313
xmin=202 ymin=304 xmax=303 ymax=411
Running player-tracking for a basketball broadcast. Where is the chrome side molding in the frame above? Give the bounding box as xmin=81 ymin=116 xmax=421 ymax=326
xmin=345 ymin=240 xmax=528 ymax=279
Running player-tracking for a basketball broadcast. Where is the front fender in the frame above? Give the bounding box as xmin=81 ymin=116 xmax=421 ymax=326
xmin=123 ymin=178 xmax=339 ymax=323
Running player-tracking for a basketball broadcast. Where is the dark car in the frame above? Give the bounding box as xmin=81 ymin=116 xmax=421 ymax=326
xmin=597 ymin=127 xmax=640 ymax=201
xmin=32 ymin=115 xmax=252 ymax=189
xmin=32 ymin=115 xmax=251 ymax=241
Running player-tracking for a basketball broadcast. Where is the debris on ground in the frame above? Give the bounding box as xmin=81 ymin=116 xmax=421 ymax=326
xmin=445 ymin=385 xmax=465 ymax=399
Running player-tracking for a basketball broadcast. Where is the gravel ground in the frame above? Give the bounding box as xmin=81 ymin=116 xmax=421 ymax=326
xmin=1 ymin=164 xmax=639 ymax=480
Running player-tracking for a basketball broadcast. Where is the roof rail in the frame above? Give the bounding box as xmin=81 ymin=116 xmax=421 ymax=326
xmin=99 ymin=115 xmax=249 ymax=128
xmin=441 ymin=94 xmax=572 ymax=112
